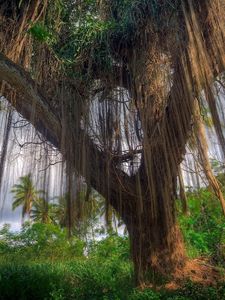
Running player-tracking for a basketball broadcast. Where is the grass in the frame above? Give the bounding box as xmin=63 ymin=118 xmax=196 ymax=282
xmin=0 ymin=261 xmax=224 ymax=300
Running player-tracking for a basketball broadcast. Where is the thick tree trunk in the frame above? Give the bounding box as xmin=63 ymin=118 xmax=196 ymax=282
xmin=124 ymin=189 xmax=185 ymax=284
xmin=121 ymin=32 xmax=191 ymax=283
xmin=129 ymin=222 xmax=185 ymax=284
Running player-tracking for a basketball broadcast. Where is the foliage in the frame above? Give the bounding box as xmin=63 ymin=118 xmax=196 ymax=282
xmin=0 ymin=258 xmax=224 ymax=300
xmin=130 ymin=288 xmax=160 ymax=300
xmin=0 ymin=222 xmax=84 ymax=261
xmin=88 ymin=234 xmax=130 ymax=261
xmin=0 ymin=217 xmax=225 ymax=299
xmin=31 ymin=198 xmax=57 ymax=224
xmin=2 ymin=180 xmax=225 ymax=299
xmin=178 ymin=189 xmax=225 ymax=263
xmin=0 ymin=227 xmax=133 ymax=300
xmin=11 ymin=174 xmax=43 ymax=219
xmin=0 ymin=263 xmax=68 ymax=300
xmin=8 ymin=176 xmax=225 ymax=265
xmin=11 ymin=174 xmax=120 ymax=240
xmin=170 ymin=281 xmax=225 ymax=300
xmin=28 ymin=22 xmax=53 ymax=43
xmin=52 ymin=0 xmax=182 ymax=70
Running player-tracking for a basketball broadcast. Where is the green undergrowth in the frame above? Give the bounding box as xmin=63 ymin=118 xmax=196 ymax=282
xmin=0 ymin=261 xmax=224 ymax=300
xmin=0 ymin=189 xmax=225 ymax=299
xmin=178 ymin=189 xmax=225 ymax=265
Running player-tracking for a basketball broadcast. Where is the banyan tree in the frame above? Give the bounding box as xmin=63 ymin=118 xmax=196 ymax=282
xmin=0 ymin=0 xmax=225 ymax=284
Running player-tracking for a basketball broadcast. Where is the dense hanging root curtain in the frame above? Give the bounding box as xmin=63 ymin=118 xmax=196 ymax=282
xmin=177 ymin=165 xmax=189 ymax=216
xmin=194 ymin=99 xmax=225 ymax=215
xmin=0 ymin=0 xmax=225 ymax=284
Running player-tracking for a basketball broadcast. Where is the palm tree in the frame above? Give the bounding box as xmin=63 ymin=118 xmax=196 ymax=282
xmin=53 ymin=189 xmax=104 ymax=237
xmin=11 ymin=174 xmax=41 ymax=221
xmin=31 ymin=197 xmax=56 ymax=224
xmin=52 ymin=194 xmax=68 ymax=228
xmin=54 ymin=188 xmax=125 ymax=237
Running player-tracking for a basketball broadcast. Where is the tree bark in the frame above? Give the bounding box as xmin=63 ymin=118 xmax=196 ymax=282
xmin=124 ymin=177 xmax=186 ymax=284
xmin=128 ymin=213 xmax=184 ymax=284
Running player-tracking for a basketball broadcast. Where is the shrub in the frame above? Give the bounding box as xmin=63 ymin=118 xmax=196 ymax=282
xmin=0 ymin=223 xmax=85 ymax=262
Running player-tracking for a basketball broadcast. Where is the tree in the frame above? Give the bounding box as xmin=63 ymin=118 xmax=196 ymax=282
xmin=11 ymin=174 xmax=40 ymax=221
xmin=0 ymin=0 xmax=225 ymax=284
xmin=53 ymin=189 xmax=107 ymax=239
xmin=31 ymin=197 xmax=56 ymax=224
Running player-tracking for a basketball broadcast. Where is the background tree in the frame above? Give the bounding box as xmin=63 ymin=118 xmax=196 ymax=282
xmin=31 ymin=197 xmax=56 ymax=224
xmin=53 ymin=189 xmax=112 ymax=239
xmin=11 ymin=174 xmax=41 ymax=222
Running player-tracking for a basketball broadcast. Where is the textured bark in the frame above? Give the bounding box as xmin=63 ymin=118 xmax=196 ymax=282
xmin=125 ymin=172 xmax=186 ymax=284
xmin=129 ymin=214 xmax=185 ymax=284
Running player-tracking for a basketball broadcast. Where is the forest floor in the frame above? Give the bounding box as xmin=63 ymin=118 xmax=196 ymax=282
xmin=179 ymin=258 xmax=224 ymax=284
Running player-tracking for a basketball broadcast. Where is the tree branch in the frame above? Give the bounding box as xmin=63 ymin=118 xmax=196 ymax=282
xmin=0 ymin=53 xmax=61 ymax=147
xmin=0 ymin=52 xmax=135 ymax=217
